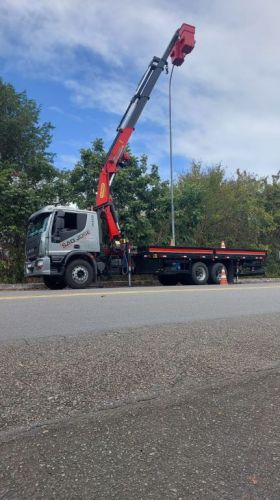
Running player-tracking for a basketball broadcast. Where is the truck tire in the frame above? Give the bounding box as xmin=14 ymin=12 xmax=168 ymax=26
xmin=158 ymin=275 xmax=178 ymax=286
xmin=210 ymin=262 xmax=227 ymax=284
xmin=191 ymin=262 xmax=209 ymax=285
xmin=65 ymin=259 xmax=93 ymax=289
xmin=43 ymin=276 xmax=66 ymax=290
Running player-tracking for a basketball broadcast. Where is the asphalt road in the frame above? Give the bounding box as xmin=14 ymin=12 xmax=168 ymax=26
xmin=0 ymin=283 xmax=280 ymax=341
xmin=1 ymin=284 xmax=280 ymax=499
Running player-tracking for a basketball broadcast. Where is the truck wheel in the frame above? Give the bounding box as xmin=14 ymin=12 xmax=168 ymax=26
xmin=210 ymin=263 xmax=227 ymax=284
xmin=65 ymin=259 xmax=93 ymax=289
xmin=43 ymin=276 xmax=66 ymax=290
xmin=191 ymin=262 xmax=209 ymax=285
xmin=158 ymin=275 xmax=178 ymax=286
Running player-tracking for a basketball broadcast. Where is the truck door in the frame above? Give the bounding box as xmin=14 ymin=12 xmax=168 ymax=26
xmin=49 ymin=210 xmax=99 ymax=257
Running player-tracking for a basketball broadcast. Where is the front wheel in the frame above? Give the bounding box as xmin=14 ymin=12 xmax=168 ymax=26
xmin=191 ymin=262 xmax=209 ymax=285
xmin=43 ymin=276 xmax=66 ymax=290
xmin=65 ymin=259 xmax=93 ymax=289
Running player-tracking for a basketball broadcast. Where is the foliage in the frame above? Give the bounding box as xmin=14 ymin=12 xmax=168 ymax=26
xmin=0 ymin=80 xmax=55 ymax=180
xmin=174 ymin=164 xmax=276 ymax=249
xmin=174 ymin=163 xmax=225 ymax=246
xmin=68 ymin=138 xmax=105 ymax=209
xmin=0 ymin=80 xmax=65 ymax=282
xmin=68 ymin=140 xmax=170 ymax=244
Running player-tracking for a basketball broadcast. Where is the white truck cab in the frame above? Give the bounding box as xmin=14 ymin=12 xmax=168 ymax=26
xmin=25 ymin=205 xmax=101 ymax=288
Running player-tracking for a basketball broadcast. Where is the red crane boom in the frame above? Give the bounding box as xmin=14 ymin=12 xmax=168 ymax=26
xmin=95 ymin=23 xmax=195 ymax=241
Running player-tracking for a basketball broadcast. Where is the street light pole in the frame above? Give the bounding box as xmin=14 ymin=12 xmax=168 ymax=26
xmin=169 ymin=64 xmax=175 ymax=246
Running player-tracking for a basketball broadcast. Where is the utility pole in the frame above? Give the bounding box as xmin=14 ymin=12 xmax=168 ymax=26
xmin=169 ymin=65 xmax=175 ymax=246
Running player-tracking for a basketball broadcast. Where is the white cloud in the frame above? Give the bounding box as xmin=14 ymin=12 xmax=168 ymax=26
xmin=1 ymin=0 xmax=280 ymax=176
xmin=49 ymin=105 xmax=82 ymax=122
xmin=65 ymin=78 xmax=134 ymax=116
xmin=57 ymin=153 xmax=79 ymax=170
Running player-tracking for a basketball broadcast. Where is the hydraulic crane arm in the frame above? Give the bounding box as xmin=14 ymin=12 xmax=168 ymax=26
xmin=95 ymin=23 xmax=195 ymax=241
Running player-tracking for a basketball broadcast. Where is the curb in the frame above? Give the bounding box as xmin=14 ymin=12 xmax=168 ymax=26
xmin=0 ymin=277 xmax=159 ymax=290
xmin=0 ymin=283 xmax=45 ymax=291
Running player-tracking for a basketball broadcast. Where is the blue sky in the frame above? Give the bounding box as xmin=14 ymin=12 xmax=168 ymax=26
xmin=1 ymin=0 xmax=280 ymax=179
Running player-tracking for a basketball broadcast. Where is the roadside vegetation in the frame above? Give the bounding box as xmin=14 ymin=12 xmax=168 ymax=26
xmin=1 ymin=80 xmax=279 ymax=282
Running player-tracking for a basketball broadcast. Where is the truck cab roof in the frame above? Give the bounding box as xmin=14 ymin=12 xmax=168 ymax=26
xmin=28 ymin=205 xmax=95 ymax=222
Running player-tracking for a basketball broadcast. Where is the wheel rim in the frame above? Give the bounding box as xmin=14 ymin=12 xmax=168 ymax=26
xmin=72 ymin=265 xmax=88 ymax=284
xmin=215 ymin=269 xmax=221 ymax=279
xmin=215 ymin=266 xmax=224 ymax=280
xmin=195 ymin=266 xmax=206 ymax=281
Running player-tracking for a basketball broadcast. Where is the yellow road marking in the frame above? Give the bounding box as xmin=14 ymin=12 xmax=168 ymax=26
xmin=0 ymin=284 xmax=280 ymax=301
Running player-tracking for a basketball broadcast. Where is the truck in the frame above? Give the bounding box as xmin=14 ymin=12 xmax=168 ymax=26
xmin=25 ymin=23 xmax=267 ymax=289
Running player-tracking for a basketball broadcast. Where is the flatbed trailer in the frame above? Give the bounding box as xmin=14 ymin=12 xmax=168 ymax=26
xmin=132 ymin=246 xmax=267 ymax=285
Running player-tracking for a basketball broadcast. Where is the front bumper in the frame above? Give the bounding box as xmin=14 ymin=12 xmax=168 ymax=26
xmin=25 ymin=256 xmax=51 ymax=277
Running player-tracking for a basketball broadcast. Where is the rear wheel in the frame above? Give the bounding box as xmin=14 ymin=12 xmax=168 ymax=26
xmin=65 ymin=259 xmax=93 ymax=289
xmin=191 ymin=262 xmax=209 ymax=285
xmin=43 ymin=276 xmax=66 ymax=290
xmin=158 ymin=275 xmax=178 ymax=286
xmin=210 ymin=262 xmax=227 ymax=284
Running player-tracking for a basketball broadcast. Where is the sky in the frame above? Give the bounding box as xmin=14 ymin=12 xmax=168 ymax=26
xmin=1 ymin=0 xmax=280 ymax=180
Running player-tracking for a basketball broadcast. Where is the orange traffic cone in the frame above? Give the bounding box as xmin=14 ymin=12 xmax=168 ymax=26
xmin=220 ymin=267 xmax=228 ymax=285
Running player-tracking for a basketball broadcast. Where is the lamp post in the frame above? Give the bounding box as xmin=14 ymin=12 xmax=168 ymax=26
xmin=169 ymin=65 xmax=175 ymax=246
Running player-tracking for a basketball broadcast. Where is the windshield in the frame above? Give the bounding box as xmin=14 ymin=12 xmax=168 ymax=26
xmin=27 ymin=213 xmax=51 ymax=238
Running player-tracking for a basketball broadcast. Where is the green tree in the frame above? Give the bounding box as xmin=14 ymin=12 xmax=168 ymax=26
xmin=0 ymin=80 xmax=61 ymax=282
xmin=173 ymin=163 xmax=277 ymax=252
xmin=174 ymin=163 xmax=226 ymax=246
xmin=221 ymin=170 xmax=276 ymax=248
xmin=69 ymin=140 xmax=169 ymax=244
xmin=69 ymin=138 xmax=105 ymax=209
xmin=0 ymin=80 xmax=55 ymax=180
xmin=261 ymin=171 xmax=280 ymax=275
xmin=112 ymin=154 xmax=167 ymax=243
